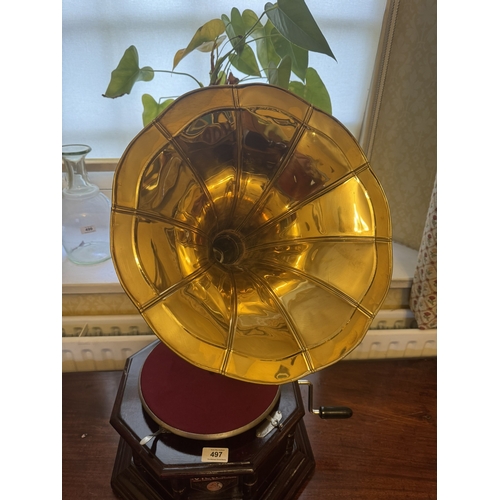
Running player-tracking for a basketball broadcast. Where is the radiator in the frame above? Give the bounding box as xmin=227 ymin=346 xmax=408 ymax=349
xmin=62 ymin=310 xmax=436 ymax=372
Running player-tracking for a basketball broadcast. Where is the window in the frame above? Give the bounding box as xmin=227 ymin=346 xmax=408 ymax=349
xmin=62 ymin=0 xmax=387 ymax=158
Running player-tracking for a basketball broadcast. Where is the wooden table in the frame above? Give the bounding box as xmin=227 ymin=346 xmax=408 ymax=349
xmin=62 ymin=356 xmax=436 ymax=499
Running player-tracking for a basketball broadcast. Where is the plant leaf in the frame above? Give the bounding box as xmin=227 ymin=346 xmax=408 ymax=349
xmin=216 ymin=71 xmax=227 ymax=85
xmin=270 ymin=27 xmax=307 ymax=81
xmin=241 ymin=9 xmax=264 ymax=35
xmin=243 ymin=12 xmax=280 ymax=78
xmin=230 ymin=8 xmax=247 ymax=40
xmin=304 ymin=67 xmax=331 ymax=114
xmin=142 ymin=94 xmax=175 ymax=126
xmin=265 ymin=0 xmax=336 ymax=60
xmin=222 ymin=11 xmax=261 ymax=78
xmin=172 ymin=19 xmax=225 ymax=69
xmin=103 ymin=46 xmax=154 ymax=98
xmin=289 ymin=68 xmax=331 ymax=115
xmin=196 ymin=35 xmax=226 ymax=53
xmin=269 ymin=55 xmax=291 ymax=89
xmin=222 ymin=11 xmax=245 ymax=56
xmin=228 ymin=44 xmax=261 ymax=77
xmin=173 ymin=49 xmax=186 ymax=70
xmin=288 ymin=80 xmax=306 ymax=99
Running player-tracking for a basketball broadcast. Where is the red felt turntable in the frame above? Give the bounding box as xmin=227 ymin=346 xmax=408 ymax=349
xmin=109 ymin=84 xmax=392 ymax=499
xmin=139 ymin=342 xmax=281 ymax=440
xmin=111 ymin=341 xmax=319 ymax=499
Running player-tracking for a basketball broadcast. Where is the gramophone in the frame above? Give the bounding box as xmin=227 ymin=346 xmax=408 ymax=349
xmin=108 ymin=83 xmax=392 ymax=499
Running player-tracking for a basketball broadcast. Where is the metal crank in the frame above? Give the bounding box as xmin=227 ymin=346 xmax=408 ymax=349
xmin=298 ymin=380 xmax=353 ymax=419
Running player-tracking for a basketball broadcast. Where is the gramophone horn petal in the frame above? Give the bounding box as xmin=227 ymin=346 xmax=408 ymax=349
xmin=234 ymin=104 xmax=369 ymax=236
xmin=111 ymin=83 xmax=392 ymax=384
xmin=137 ymin=144 xmax=218 ymax=232
xmin=173 ymin=109 xmax=238 ymax=230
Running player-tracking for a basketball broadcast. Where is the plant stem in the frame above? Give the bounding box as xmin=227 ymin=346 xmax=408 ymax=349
xmin=210 ymin=51 xmax=233 ymax=85
xmin=245 ymin=10 xmax=269 ymax=39
xmin=153 ymin=70 xmax=203 ymax=88
xmin=239 ymin=75 xmax=268 ymax=83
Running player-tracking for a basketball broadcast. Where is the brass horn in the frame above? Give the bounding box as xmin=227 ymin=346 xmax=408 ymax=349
xmin=111 ymin=83 xmax=392 ymax=385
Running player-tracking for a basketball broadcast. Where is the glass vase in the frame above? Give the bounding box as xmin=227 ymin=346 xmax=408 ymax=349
xmin=62 ymin=144 xmax=111 ymax=265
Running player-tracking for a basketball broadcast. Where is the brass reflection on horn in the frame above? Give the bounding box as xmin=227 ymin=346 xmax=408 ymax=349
xmin=111 ymin=83 xmax=392 ymax=385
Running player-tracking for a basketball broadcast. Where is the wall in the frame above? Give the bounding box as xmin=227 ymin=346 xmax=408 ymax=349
xmin=361 ymin=0 xmax=437 ymax=250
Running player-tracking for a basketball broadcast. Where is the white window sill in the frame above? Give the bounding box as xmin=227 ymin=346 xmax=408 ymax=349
xmin=62 ymin=241 xmax=417 ymax=295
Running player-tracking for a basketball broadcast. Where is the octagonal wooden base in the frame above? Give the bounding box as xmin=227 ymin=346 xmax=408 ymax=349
xmin=110 ymin=342 xmax=315 ymax=500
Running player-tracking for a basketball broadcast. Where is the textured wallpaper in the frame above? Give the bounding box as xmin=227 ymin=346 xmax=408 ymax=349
xmin=362 ymin=0 xmax=437 ymax=250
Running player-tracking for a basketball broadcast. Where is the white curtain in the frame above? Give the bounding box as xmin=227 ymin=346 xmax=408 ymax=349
xmin=62 ymin=0 xmax=387 ymax=158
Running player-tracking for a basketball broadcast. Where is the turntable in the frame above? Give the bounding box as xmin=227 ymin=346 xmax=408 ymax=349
xmin=108 ymin=84 xmax=392 ymax=499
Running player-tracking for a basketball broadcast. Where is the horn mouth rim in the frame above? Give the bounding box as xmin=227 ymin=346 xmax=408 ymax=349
xmin=110 ymin=83 xmax=392 ymax=384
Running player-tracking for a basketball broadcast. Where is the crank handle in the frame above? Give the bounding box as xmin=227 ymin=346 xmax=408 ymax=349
xmin=316 ymin=406 xmax=352 ymax=419
xmin=298 ymin=380 xmax=353 ymax=419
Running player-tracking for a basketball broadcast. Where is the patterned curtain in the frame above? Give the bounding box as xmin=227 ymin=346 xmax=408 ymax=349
xmin=410 ymin=177 xmax=437 ymax=329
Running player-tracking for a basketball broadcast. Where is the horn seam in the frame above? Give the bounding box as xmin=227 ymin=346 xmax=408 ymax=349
xmin=114 ymin=205 xmax=209 ymax=237
xmin=139 ymin=262 xmax=214 ymax=314
xmin=153 ymin=121 xmax=220 ymax=233
xmin=246 ymin=235 xmax=391 ymax=250
xmin=232 ymin=105 xmax=315 ymax=232
xmin=224 ymin=88 xmax=243 ymax=228
xmin=244 ymin=268 xmax=316 ymax=374
xmin=219 ymin=271 xmax=239 ymax=375
xmin=117 ymin=207 xmax=209 ymax=298
xmin=244 ymin=163 xmax=371 ymax=239
xmin=254 ymin=259 xmax=375 ymax=319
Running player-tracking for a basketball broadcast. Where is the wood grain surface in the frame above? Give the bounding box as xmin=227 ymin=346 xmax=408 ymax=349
xmin=62 ymin=357 xmax=436 ymax=499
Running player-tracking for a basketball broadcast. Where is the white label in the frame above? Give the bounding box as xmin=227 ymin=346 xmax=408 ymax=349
xmin=80 ymin=225 xmax=96 ymax=234
xmin=201 ymin=447 xmax=229 ymax=463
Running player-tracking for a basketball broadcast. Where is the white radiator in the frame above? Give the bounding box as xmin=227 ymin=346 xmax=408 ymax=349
xmin=62 ymin=310 xmax=436 ymax=372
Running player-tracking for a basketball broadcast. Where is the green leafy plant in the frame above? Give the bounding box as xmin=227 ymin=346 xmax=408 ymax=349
xmin=103 ymin=0 xmax=336 ymax=126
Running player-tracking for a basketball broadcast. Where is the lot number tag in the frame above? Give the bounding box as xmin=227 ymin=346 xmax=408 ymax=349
xmin=201 ymin=447 xmax=229 ymax=463
xmin=80 ymin=225 xmax=96 ymax=234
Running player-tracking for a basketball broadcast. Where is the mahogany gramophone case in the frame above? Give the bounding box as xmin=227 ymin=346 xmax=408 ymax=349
xmin=109 ymin=83 xmax=392 ymax=499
